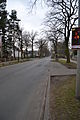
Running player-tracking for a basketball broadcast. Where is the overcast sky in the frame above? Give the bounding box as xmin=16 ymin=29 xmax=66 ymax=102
xmin=6 ymin=0 xmax=48 ymax=32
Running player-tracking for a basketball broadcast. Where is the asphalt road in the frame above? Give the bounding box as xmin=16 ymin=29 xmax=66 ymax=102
xmin=0 ymin=57 xmax=50 ymax=120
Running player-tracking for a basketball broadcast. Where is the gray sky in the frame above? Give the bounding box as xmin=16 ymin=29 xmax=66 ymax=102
xmin=6 ymin=0 xmax=48 ymax=32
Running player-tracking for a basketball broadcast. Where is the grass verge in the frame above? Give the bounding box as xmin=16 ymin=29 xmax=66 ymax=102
xmin=0 ymin=58 xmax=31 ymax=68
xmin=50 ymin=75 xmax=80 ymax=120
xmin=58 ymin=59 xmax=77 ymax=69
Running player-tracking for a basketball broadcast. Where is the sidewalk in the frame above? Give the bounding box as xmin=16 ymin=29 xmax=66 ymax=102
xmin=49 ymin=61 xmax=76 ymax=76
xmin=43 ymin=61 xmax=76 ymax=120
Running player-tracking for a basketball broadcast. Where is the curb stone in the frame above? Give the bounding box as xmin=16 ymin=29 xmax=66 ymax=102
xmin=39 ymin=69 xmax=51 ymax=120
xmin=39 ymin=69 xmax=53 ymax=120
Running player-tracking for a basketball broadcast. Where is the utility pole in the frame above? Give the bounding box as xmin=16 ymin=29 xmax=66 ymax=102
xmin=76 ymin=0 xmax=80 ymax=99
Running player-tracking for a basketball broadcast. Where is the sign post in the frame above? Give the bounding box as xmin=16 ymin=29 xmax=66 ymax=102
xmin=75 ymin=0 xmax=80 ymax=99
xmin=72 ymin=0 xmax=80 ymax=99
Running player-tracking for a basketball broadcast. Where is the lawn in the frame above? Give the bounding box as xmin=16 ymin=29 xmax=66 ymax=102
xmin=58 ymin=59 xmax=77 ymax=69
xmin=50 ymin=75 xmax=80 ymax=120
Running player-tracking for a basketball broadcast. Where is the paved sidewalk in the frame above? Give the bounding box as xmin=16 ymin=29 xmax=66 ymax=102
xmin=49 ymin=61 xmax=76 ymax=76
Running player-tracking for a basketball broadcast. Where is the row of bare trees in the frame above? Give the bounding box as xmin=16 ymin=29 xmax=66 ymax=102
xmin=22 ymin=31 xmax=50 ymax=58
xmin=30 ymin=0 xmax=78 ymax=62
xmin=22 ymin=30 xmax=37 ymax=58
xmin=42 ymin=0 xmax=78 ymax=62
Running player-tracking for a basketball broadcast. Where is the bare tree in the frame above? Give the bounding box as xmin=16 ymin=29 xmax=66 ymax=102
xmin=35 ymin=38 xmax=48 ymax=57
xmin=46 ymin=25 xmax=62 ymax=61
xmin=45 ymin=0 xmax=78 ymax=62
xmin=22 ymin=31 xmax=30 ymax=58
xmin=29 ymin=30 xmax=37 ymax=58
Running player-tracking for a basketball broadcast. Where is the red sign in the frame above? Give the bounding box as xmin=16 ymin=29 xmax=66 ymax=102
xmin=72 ymin=27 xmax=80 ymax=49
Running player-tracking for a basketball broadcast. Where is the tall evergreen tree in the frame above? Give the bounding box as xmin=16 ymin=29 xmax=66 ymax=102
xmin=0 ymin=0 xmax=8 ymax=59
xmin=9 ymin=10 xmax=20 ymax=59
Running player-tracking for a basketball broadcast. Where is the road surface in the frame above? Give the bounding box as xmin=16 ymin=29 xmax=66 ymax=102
xmin=0 ymin=57 xmax=50 ymax=120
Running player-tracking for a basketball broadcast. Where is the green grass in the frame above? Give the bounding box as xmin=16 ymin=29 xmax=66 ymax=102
xmin=59 ymin=59 xmax=77 ymax=69
xmin=50 ymin=76 xmax=80 ymax=120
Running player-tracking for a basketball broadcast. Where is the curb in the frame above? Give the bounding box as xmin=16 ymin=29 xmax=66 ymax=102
xmin=40 ymin=73 xmax=76 ymax=120
xmin=39 ymin=78 xmax=49 ymax=120
xmin=43 ymin=71 xmax=51 ymax=120
xmin=39 ymin=69 xmax=51 ymax=120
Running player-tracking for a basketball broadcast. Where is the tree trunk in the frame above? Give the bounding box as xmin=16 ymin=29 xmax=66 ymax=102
xmin=21 ymin=42 xmax=23 ymax=59
xmin=2 ymin=36 xmax=5 ymax=58
xmin=66 ymin=47 xmax=70 ymax=63
xmin=24 ymin=52 xmax=25 ymax=58
xmin=21 ymin=51 xmax=23 ymax=59
xmin=54 ymin=41 xmax=58 ymax=61
xmin=13 ymin=45 xmax=15 ymax=60
xmin=18 ymin=49 xmax=19 ymax=62
xmin=65 ymin=40 xmax=70 ymax=63
xmin=26 ymin=48 xmax=28 ymax=58
xmin=20 ymin=35 xmax=23 ymax=59
xmin=55 ymin=40 xmax=58 ymax=61
xmin=65 ymin=19 xmax=70 ymax=63
xmin=32 ymin=40 xmax=33 ymax=58
xmin=39 ymin=46 xmax=43 ymax=58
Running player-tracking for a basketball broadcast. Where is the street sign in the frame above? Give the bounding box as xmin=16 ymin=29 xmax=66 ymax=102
xmin=72 ymin=27 xmax=80 ymax=49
